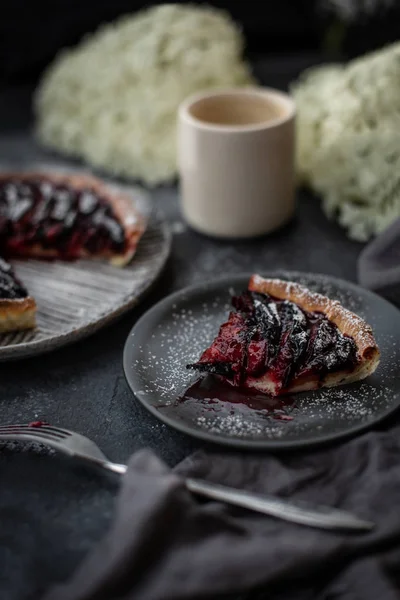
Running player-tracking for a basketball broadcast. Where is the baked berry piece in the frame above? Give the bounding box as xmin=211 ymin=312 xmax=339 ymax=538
xmin=0 ymin=258 xmax=36 ymax=332
xmin=0 ymin=172 xmax=146 ymax=266
xmin=188 ymin=275 xmax=380 ymax=397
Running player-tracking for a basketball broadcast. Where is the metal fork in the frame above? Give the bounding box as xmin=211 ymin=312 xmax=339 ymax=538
xmin=0 ymin=423 xmax=374 ymax=532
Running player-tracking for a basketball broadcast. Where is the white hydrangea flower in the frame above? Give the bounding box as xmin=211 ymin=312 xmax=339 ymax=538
xmin=34 ymin=4 xmax=254 ymax=186
xmin=323 ymin=0 xmax=395 ymax=22
xmin=292 ymin=42 xmax=400 ymax=240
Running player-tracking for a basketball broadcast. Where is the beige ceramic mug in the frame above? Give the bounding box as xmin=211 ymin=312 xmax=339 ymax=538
xmin=177 ymin=87 xmax=296 ymax=238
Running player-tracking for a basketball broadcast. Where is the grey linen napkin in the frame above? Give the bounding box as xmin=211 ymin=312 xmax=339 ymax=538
xmin=44 ymin=429 xmax=400 ymax=600
xmin=358 ymin=217 xmax=400 ymax=305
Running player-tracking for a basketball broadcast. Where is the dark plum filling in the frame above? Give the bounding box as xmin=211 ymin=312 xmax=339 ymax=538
xmin=0 ymin=177 xmax=127 ymax=260
xmin=188 ymin=290 xmax=359 ymax=395
xmin=189 ymin=311 xmax=247 ymax=384
xmin=0 ymin=258 xmax=28 ymax=300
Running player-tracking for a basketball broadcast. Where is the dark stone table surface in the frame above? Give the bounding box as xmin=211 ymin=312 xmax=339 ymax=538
xmin=0 ymin=55 xmax=365 ymax=599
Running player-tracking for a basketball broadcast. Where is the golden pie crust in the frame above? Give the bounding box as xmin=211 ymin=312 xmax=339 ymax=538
xmin=0 ymin=297 xmax=37 ymax=333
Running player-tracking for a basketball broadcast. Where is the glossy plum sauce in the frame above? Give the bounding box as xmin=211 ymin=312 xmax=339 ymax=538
xmin=175 ymin=375 xmax=296 ymax=421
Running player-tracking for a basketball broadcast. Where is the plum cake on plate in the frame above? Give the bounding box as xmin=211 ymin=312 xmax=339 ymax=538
xmin=188 ymin=274 xmax=380 ymax=396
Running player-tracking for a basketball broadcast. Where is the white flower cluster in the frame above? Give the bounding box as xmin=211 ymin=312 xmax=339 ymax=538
xmin=322 ymin=0 xmax=395 ymax=22
xmin=292 ymin=42 xmax=400 ymax=241
xmin=34 ymin=4 xmax=254 ymax=186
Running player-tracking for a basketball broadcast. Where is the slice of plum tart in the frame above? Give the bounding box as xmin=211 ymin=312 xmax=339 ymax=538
xmin=0 ymin=258 xmax=36 ymax=332
xmin=188 ymin=274 xmax=380 ymax=397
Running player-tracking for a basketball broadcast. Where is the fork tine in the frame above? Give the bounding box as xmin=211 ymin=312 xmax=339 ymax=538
xmin=37 ymin=426 xmax=71 ymax=436
xmin=0 ymin=424 xmax=35 ymax=430
xmin=0 ymin=432 xmax=57 ymax=441
xmin=0 ymin=428 xmax=65 ymax=441
xmin=0 ymin=424 xmax=69 ymax=438
xmin=0 ymin=424 xmax=112 ymax=465
xmin=21 ymin=425 xmax=72 ymax=436
xmin=35 ymin=426 xmax=72 ymax=437
xmin=0 ymin=424 xmax=49 ymax=431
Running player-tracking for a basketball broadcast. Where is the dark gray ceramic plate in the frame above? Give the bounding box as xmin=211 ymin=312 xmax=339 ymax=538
xmin=123 ymin=272 xmax=400 ymax=450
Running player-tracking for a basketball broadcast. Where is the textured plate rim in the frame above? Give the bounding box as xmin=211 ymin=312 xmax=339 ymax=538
xmin=123 ymin=271 xmax=400 ymax=450
xmin=0 ymin=220 xmax=172 ymax=361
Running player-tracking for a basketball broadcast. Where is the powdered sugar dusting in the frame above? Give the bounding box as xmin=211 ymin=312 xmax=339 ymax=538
xmin=196 ymin=412 xmax=286 ymax=439
xmin=132 ymin=296 xmax=231 ymax=399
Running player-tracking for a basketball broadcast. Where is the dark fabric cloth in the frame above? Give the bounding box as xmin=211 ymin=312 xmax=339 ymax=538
xmin=358 ymin=217 xmax=400 ymax=306
xmin=44 ymin=430 xmax=400 ymax=600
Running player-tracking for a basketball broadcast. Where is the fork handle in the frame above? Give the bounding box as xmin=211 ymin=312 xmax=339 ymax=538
xmin=99 ymin=460 xmax=373 ymax=532
xmin=99 ymin=460 xmax=127 ymax=475
xmin=185 ymin=478 xmax=373 ymax=531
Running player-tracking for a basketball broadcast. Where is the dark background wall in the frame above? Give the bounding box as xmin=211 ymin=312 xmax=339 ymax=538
xmin=1 ymin=0 xmax=400 ymax=86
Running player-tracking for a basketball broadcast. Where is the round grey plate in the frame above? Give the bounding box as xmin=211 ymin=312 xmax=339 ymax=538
xmin=123 ymin=271 xmax=400 ymax=450
xmin=0 ymin=169 xmax=171 ymax=360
